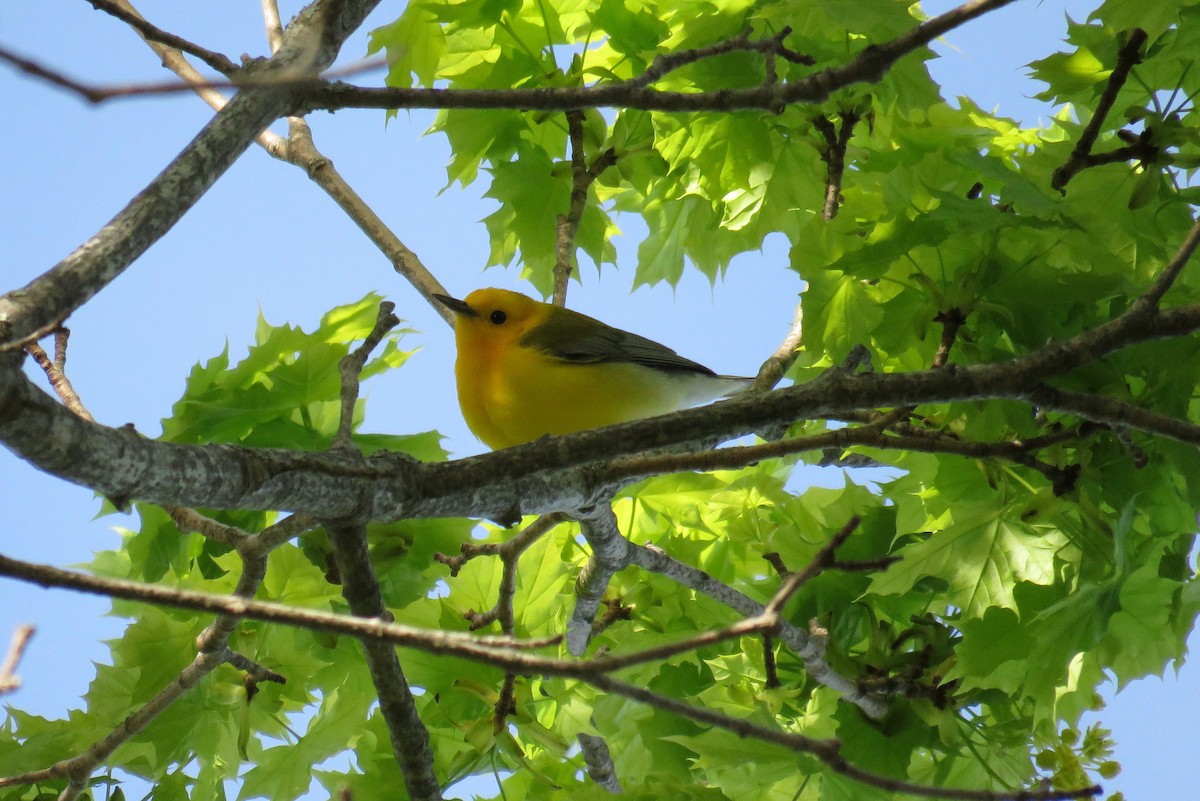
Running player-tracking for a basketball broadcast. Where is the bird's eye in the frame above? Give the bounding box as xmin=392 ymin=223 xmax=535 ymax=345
xmin=489 ymin=310 xmax=507 ymax=325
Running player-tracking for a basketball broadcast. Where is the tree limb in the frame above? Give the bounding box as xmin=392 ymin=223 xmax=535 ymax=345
xmin=298 ymin=0 xmax=1018 ymax=115
xmin=0 ymin=0 xmax=387 ymax=349
xmin=87 ymin=0 xmax=240 ymax=74
xmin=1051 ymin=28 xmax=1149 ymax=192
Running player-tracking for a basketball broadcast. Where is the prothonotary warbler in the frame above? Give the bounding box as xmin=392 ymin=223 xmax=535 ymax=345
xmin=434 ymin=288 xmax=753 ymax=450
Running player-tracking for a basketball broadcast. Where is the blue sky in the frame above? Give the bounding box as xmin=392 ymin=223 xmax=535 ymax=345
xmin=0 ymin=0 xmax=1194 ymax=797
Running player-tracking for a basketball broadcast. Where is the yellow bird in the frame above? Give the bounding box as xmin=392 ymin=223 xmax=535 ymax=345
xmin=434 ymin=288 xmax=753 ymax=450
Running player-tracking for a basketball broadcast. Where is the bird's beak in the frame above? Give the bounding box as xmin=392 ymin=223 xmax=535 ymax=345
xmin=433 ymin=293 xmax=479 ymax=318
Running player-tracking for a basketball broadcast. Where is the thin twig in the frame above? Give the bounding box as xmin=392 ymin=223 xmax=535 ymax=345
xmin=553 ymin=111 xmax=589 ymax=306
xmin=88 ymin=0 xmax=239 ymax=74
xmin=812 ymin=110 xmax=860 ymax=220
xmin=261 ymin=0 xmax=285 ymax=53
xmin=752 ymin=300 xmax=804 ymax=391
xmin=0 ymin=625 xmax=35 ymax=696
xmin=628 ymin=26 xmax=814 ymax=90
xmin=165 ymin=505 xmax=248 ymax=547
xmin=23 ymin=338 xmax=95 ymax=421
xmin=333 ymin=301 xmax=400 ymax=449
xmin=762 ymin=634 xmax=781 ymax=689
xmin=1051 ymin=29 xmax=1149 ymax=192
xmin=1134 ymin=216 xmax=1200 ymax=311
xmin=763 ymin=517 xmax=860 ymax=617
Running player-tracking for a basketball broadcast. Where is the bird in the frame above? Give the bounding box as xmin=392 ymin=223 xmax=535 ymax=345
xmin=434 ymin=288 xmax=753 ymax=450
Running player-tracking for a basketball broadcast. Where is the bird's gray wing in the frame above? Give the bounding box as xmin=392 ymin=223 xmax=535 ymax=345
xmin=518 ymin=306 xmax=717 ymax=376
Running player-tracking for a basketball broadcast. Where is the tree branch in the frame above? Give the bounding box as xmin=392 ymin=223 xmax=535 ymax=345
xmin=1050 ymin=28 xmax=1149 ymax=192
xmin=0 ymin=0 xmax=388 ymax=349
xmin=324 ymin=520 xmax=442 ymax=801
xmin=297 ymin=0 xmax=1018 ymax=115
xmin=7 ymin=299 xmax=1200 ymax=523
xmin=0 ymin=625 xmax=34 ymax=696
xmin=333 ymin=301 xmax=401 ymax=449
xmin=1134 ymin=216 xmax=1200 ymax=311
xmin=87 ymin=0 xmax=239 ymax=74
xmin=812 ymin=109 xmax=860 ymax=220
xmin=567 ymin=505 xmax=633 ymax=655
xmin=752 ymin=299 xmax=804 ymax=391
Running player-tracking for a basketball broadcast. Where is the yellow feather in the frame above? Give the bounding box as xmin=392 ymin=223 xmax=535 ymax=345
xmin=436 ymin=288 xmax=750 ymax=450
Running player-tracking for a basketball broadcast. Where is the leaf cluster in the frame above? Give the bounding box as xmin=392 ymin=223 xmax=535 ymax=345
xmin=5 ymin=0 xmax=1200 ymax=800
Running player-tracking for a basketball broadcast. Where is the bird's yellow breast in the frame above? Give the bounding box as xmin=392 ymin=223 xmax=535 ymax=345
xmin=455 ymin=331 xmax=685 ymax=450
xmin=442 ymin=287 xmax=748 ymax=450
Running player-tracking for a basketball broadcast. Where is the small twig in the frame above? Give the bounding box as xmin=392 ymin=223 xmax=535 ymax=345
xmin=245 ymin=513 xmax=319 ymax=555
xmin=0 ymin=625 xmax=35 ymax=696
xmin=333 ymin=301 xmax=400 ymax=450
xmin=88 ymin=0 xmax=239 ymax=74
xmin=53 ymin=328 xmax=69 ymax=372
xmin=931 ymin=307 xmax=966 ymax=368
xmin=764 ymin=517 xmax=861 ymax=617
xmin=762 ymin=552 xmax=791 ymax=577
xmin=752 ymin=300 xmax=804 ymax=391
xmin=1112 ymin=426 xmax=1149 ymax=469
xmin=629 ymin=26 xmax=813 ymax=90
xmin=165 ymin=505 xmax=248 ymax=547
xmin=830 ymin=556 xmax=903 ymax=572
xmin=762 ymin=633 xmax=781 ymax=689
xmin=1051 ymin=29 xmax=1149 ymax=192
xmin=553 ymin=111 xmax=589 ymax=306
xmin=590 ymin=598 xmax=633 ymax=638
xmin=553 ymin=113 xmax=618 ymax=307
xmin=23 ymin=338 xmax=95 ymax=422
xmin=1134 ymin=216 xmax=1200 ymax=311
xmin=812 ymin=110 xmax=860 ymax=220
xmin=260 ymin=0 xmax=285 ymax=53
xmin=454 ymin=513 xmax=565 ymax=727
xmin=222 ymin=647 xmax=287 ymax=684
xmin=0 ymin=41 xmax=387 ymax=104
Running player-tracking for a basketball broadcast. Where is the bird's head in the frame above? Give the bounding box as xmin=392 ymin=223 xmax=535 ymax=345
xmin=434 ymin=288 xmax=547 ymax=350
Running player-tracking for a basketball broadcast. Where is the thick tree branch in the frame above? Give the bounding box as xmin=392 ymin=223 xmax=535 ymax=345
xmin=325 ymin=520 xmax=442 ymax=801
xmin=6 ymin=296 xmax=1200 ymax=523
